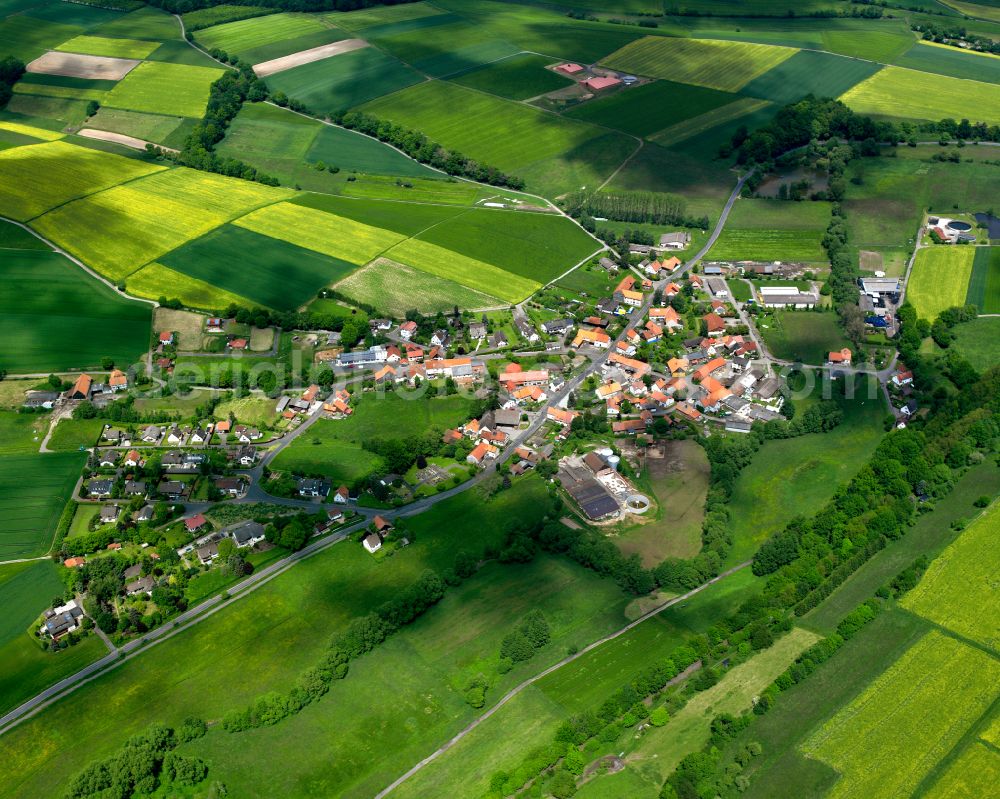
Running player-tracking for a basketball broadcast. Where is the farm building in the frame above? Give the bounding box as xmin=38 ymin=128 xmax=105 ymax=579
xmin=757 ymin=286 xmax=818 ymax=308
xmin=583 ymin=76 xmax=622 ymax=91
xmin=556 ymin=62 xmax=584 ymax=75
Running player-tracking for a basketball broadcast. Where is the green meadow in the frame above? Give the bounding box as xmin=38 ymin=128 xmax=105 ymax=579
xmin=908 ymin=246 xmax=975 ymax=321
xmin=0 ymin=452 xmax=85 ymax=560
xmin=193 ymin=12 xmax=341 ymax=61
xmin=103 ymin=61 xmax=223 ymax=119
xmin=448 ymin=53 xmax=567 ymax=100
xmin=708 ymin=199 xmax=831 ymax=262
xmin=966 ymin=246 xmax=1000 ymax=313
xmin=759 ymin=312 xmax=852 ymax=365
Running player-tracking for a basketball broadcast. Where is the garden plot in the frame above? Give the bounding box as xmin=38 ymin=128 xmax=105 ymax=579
xmin=26 ymin=50 xmax=139 ymax=80
xmin=253 ymin=38 xmax=368 ymax=77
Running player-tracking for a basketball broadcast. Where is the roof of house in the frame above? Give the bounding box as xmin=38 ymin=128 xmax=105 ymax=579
xmin=584 ymin=75 xmax=622 ymax=90
xmin=468 ymin=442 xmax=490 ymax=462
xmin=109 ymin=369 xmax=127 ymax=387
xmin=69 ymin=373 xmax=92 ymax=396
xmin=828 ymin=348 xmax=852 ymax=363
xmin=373 ymin=515 xmax=392 ymax=532
xmin=703 ymin=313 xmax=725 ymax=332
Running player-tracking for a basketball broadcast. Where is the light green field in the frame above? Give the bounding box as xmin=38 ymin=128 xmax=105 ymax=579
xmin=907 ymin=246 xmax=976 ymax=321
xmin=385 ymin=238 xmax=540 ymax=304
xmin=951 ymin=316 xmax=1000 ymax=372
xmin=840 ymin=66 xmax=1000 ymax=126
xmin=126 ymin=261 xmax=257 ymax=310
xmin=103 ymin=61 xmax=223 ymax=118
xmin=359 ymin=80 xmax=606 ymax=172
xmin=708 ymin=198 xmax=830 ymax=262
xmin=12 ymin=83 xmax=107 ymax=102
xmin=902 ymin=502 xmax=1000 ymax=651
xmin=233 ymin=201 xmax=406 ymax=265
xmin=33 ymin=167 xmax=290 ymax=281
xmin=0 ymin=121 xmax=63 ymax=142
xmin=602 ymin=36 xmax=797 ymax=92
xmin=55 ymin=34 xmax=158 ymax=59
xmin=0 ymin=140 xmax=165 ymax=222
xmin=924 ymin=741 xmax=1000 ymax=799
xmin=334 ymin=258 xmax=502 ymax=315
xmin=803 ymin=630 xmax=1000 ymax=799
xmin=86 ymin=107 xmax=184 ymax=144
xmin=194 ymin=12 xmax=331 ymax=57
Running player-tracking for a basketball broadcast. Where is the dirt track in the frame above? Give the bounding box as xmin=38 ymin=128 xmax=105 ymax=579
xmin=252 ymin=39 xmax=368 ymax=77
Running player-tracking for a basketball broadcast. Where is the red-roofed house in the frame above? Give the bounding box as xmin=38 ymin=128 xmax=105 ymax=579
xmin=66 ymin=373 xmax=92 ymax=400
xmin=158 ymin=331 xmax=174 ymax=346
xmin=547 ymin=406 xmax=578 ymax=426
xmin=702 ymin=313 xmax=726 ymax=336
xmin=556 ymin=62 xmax=584 ymax=75
xmin=109 ymin=369 xmax=128 ymax=391
xmin=827 ymin=348 xmax=852 ymax=365
xmin=398 ymin=320 xmax=417 ymax=340
xmin=892 ymin=367 xmax=913 ymax=386
xmin=184 ymin=514 xmax=207 ymax=533
xmin=228 ymin=338 xmax=248 ymax=350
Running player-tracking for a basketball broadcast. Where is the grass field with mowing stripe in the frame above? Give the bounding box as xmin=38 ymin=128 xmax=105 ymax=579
xmin=965 ymin=246 xmax=1000 ymax=313
xmin=602 ymin=36 xmax=797 ymax=92
xmin=0 ymin=139 xmax=164 ymax=221
xmin=386 ymin=238 xmax=541 ymax=303
xmin=265 ymin=47 xmax=421 ymax=116
xmin=33 ymin=166 xmax=291 ymax=281
xmin=739 ymin=50 xmax=882 ymax=105
xmin=908 ymin=246 xmax=976 ymax=321
xmin=160 ymin=224 xmax=356 ymax=310
xmin=104 ymin=61 xmax=223 ymax=118
xmin=334 ymin=258 xmax=501 ymax=315
xmin=126 ymin=262 xmax=258 ymax=310
xmin=0 ymin=452 xmax=85 ymax=560
xmin=1 ymin=248 xmax=150 ymax=373
xmin=55 ymin=34 xmax=158 ymax=59
xmin=233 ymin=201 xmax=406 ymax=265
xmin=449 ymin=53 xmax=567 ymax=100
xmin=902 ymin=502 xmax=1000 ymax=650
xmin=802 ymin=630 xmax=1000 ymax=799
xmin=840 ymin=66 xmax=1000 ymax=126
xmin=359 ymin=80 xmax=607 ymax=173
xmin=565 ymin=80 xmax=736 ymax=138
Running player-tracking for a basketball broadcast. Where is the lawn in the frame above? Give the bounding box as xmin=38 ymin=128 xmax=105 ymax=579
xmin=839 ymin=66 xmax=1000 ymax=126
xmin=334 ymin=258 xmax=502 ymax=316
xmin=0 ymin=139 xmax=164 ymax=222
xmin=707 ymin=198 xmax=831 ymax=263
xmin=601 ymin=36 xmax=797 ymax=92
xmin=965 ymin=245 xmax=1000 ymax=313
xmin=449 ymin=53 xmax=568 ymax=100
xmin=566 ymin=79 xmax=737 ymax=139
xmin=0 ymin=249 xmax=150 ymax=373
xmin=901 ymin=502 xmax=1000 ymax=651
xmin=55 ymin=34 xmax=158 ymax=59
xmin=32 ymin=166 xmax=291 ymax=282
xmin=579 ymin=627 xmax=821 ymax=798
xmin=159 ymin=224 xmax=357 ymax=310
xmin=47 ymin=419 xmax=107 ymax=452
xmin=265 ymin=46 xmax=422 ymax=115
xmin=738 ymin=50 xmax=882 ymax=105
xmin=759 ymin=311 xmax=851 ymax=365
xmin=0 ymin=452 xmax=85 ymax=560
xmin=0 ymin=478 xmax=558 ymax=799
xmin=726 ymin=384 xmax=885 ymax=565
xmin=103 ymin=61 xmax=224 ymax=118
xmin=951 ymin=316 xmax=1000 ymax=372
xmin=907 ymin=246 xmax=976 ymax=321
xmin=894 ymin=40 xmax=1000 ymax=85
xmin=615 ymin=439 xmax=709 ymax=566
xmin=802 ymin=630 xmax=1000 ymax=799
xmin=358 ymin=80 xmax=610 ymax=173
xmin=126 ymin=262 xmax=255 ymax=311
xmin=233 ymin=200 xmax=406 ymax=266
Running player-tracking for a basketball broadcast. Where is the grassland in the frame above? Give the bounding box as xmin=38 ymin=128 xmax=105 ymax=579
xmin=0 ymin=560 xmax=106 ymax=716
xmin=126 ymin=262 xmax=255 ymax=310
xmin=951 ymin=316 xmax=1000 ymax=371
xmin=386 ymin=238 xmax=540 ymax=304
xmin=759 ymin=312 xmax=851 ymax=365
xmin=566 ymin=79 xmax=737 ymax=138
xmin=0 ymin=140 xmax=164 ymax=222
xmin=0 ymin=452 xmax=85 ymax=560
xmin=802 ymin=630 xmax=1000 ymax=799
xmin=265 ymin=47 xmax=421 ymax=115
xmin=160 ymin=224 xmax=356 ymax=310
xmin=840 ymin=66 xmax=1000 ymax=126
xmin=602 ymin=36 xmax=797 ymax=92
xmin=234 ymin=201 xmax=405 ymax=265
xmin=965 ymin=246 xmax=1000 ymax=313
xmin=359 ymin=80 xmax=609 ymax=173
xmin=290 ymin=192 xmax=466 ymax=235
xmin=33 ymin=166 xmax=291 ymax=282
xmin=449 ymin=53 xmax=566 ymax=100
xmin=895 ymin=41 xmax=1000 ymax=85
xmin=0 ymin=16 xmax=82 ymax=62
xmin=579 ymin=627 xmax=821 ymax=797
xmin=55 ymin=34 xmax=158 ymax=59
xmin=335 ymin=1 xmax=448 ymax=31
xmin=0 ymin=249 xmax=150 ymax=373
xmin=103 ymin=61 xmax=223 ymax=118
xmin=89 ymin=6 xmax=180 ymax=41
xmin=738 ymin=50 xmax=882 ymax=105
xmin=194 ymin=12 xmax=335 ymax=59
xmin=616 ymin=439 xmax=709 ymax=566
xmin=726 ymin=385 xmax=885 ymax=565
xmin=708 ymin=199 xmax=830 ymax=262
xmin=86 ymin=107 xmax=185 ymax=145
xmin=902 ymin=502 xmax=1000 ymax=651
xmin=0 ymin=120 xmax=64 ymax=142
xmin=907 ymin=246 xmax=976 ymax=321
xmin=334 ymin=258 xmax=502 ymax=315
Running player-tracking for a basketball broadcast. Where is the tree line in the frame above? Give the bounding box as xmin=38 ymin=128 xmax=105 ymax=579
xmin=0 ymin=55 xmax=24 ymax=109
xmin=565 ymin=189 xmax=710 ymax=229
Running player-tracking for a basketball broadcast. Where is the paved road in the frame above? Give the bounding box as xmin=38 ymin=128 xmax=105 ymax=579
xmin=374 ymin=560 xmax=753 ymax=799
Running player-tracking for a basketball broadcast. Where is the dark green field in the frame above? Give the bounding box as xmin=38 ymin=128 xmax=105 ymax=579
xmin=0 ymin=245 xmax=151 ymax=373
xmin=290 ymin=192 xmax=465 ymax=235
xmin=565 ymin=80 xmax=737 ymax=138
xmin=760 ymin=311 xmax=852 ymax=364
xmin=951 ymin=316 xmax=1000 ymax=371
xmin=740 ymin=51 xmax=882 ymax=105
xmin=159 ymin=224 xmax=357 ymax=310
xmin=894 ymin=41 xmax=1000 ymax=85
xmin=449 ymin=53 xmax=567 ymax=100
xmin=0 ymin=452 xmax=85 ymax=560
xmin=965 ymin=246 xmax=1000 ymax=313
xmin=264 ymin=47 xmax=422 ymax=115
